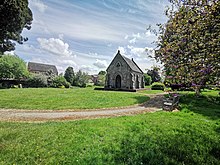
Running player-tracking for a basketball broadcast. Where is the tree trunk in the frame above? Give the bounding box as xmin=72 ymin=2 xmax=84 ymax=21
xmin=195 ymin=86 xmax=201 ymax=97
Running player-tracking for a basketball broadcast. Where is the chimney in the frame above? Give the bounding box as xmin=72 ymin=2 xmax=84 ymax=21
xmin=117 ymin=50 xmax=120 ymax=54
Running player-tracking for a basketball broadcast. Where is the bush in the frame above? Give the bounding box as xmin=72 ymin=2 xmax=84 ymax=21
xmin=51 ymin=76 xmax=70 ymax=88
xmin=151 ymin=82 xmax=165 ymax=90
xmin=144 ymin=74 xmax=152 ymax=86
xmin=26 ymin=74 xmax=48 ymax=88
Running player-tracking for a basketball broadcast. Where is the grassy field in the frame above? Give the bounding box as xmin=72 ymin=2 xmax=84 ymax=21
xmin=0 ymin=91 xmax=219 ymax=164
xmin=0 ymin=87 xmax=149 ymax=110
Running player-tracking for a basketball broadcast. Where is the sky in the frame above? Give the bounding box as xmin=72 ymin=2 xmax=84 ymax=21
xmin=13 ymin=0 xmax=170 ymax=75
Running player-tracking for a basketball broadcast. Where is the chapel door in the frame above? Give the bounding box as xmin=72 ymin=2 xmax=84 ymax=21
xmin=115 ymin=75 xmax=121 ymax=88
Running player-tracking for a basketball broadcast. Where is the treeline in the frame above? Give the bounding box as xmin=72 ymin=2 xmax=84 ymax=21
xmin=0 ymin=54 xmax=90 ymax=88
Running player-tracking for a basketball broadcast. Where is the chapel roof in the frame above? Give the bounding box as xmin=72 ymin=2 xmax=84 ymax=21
xmin=121 ymin=54 xmax=143 ymax=73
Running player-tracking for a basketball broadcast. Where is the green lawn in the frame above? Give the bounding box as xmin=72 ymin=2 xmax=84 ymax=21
xmin=0 ymin=87 xmax=149 ymax=110
xmin=138 ymin=89 xmax=165 ymax=94
xmin=0 ymin=91 xmax=219 ymax=164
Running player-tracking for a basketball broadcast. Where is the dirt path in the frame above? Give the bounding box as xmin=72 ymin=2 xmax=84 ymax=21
xmin=0 ymin=94 xmax=164 ymax=122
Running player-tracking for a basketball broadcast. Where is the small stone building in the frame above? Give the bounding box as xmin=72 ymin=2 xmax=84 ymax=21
xmin=105 ymin=50 xmax=144 ymax=90
xmin=28 ymin=62 xmax=58 ymax=76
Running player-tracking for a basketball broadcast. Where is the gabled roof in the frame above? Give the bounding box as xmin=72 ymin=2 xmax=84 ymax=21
xmin=28 ymin=62 xmax=58 ymax=75
xmin=107 ymin=50 xmax=143 ymax=74
xmin=121 ymin=55 xmax=143 ymax=73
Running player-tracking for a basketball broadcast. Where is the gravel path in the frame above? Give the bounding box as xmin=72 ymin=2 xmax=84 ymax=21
xmin=0 ymin=94 xmax=164 ymax=122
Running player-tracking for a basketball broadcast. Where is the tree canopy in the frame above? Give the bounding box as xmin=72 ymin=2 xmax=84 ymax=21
xmin=64 ymin=66 xmax=75 ymax=85
xmin=155 ymin=0 xmax=220 ymax=94
xmin=0 ymin=0 xmax=33 ymax=54
xmin=0 ymin=54 xmax=29 ymax=79
xmin=147 ymin=66 xmax=161 ymax=83
xmin=75 ymin=70 xmax=89 ymax=88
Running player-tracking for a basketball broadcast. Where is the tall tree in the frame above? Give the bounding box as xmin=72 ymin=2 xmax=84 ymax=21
xmin=155 ymin=0 xmax=220 ymax=95
xmin=0 ymin=54 xmax=29 ymax=79
xmin=147 ymin=66 xmax=161 ymax=83
xmin=0 ymin=0 xmax=33 ymax=54
xmin=75 ymin=70 xmax=89 ymax=87
xmin=64 ymin=66 xmax=75 ymax=85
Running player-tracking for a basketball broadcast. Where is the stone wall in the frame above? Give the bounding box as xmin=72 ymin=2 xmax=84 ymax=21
xmin=105 ymin=54 xmax=144 ymax=90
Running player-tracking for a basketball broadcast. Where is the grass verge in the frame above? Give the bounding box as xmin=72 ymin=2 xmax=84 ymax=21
xmin=0 ymin=87 xmax=149 ymax=110
xmin=0 ymin=91 xmax=219 ymax=164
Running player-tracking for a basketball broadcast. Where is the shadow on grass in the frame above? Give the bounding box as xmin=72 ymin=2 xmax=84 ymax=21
xmin=179 ymin=93 xmax=220 ymax=120
xmin=133 ymin=96 xmax=151 ymax=105
xmin=108 ymin=122 xmax=220 ymax=165
xmin=142 ymin=95 xmax=164 ymax=109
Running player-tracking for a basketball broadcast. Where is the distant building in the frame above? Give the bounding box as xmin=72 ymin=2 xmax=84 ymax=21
xmin=105 ymin=50 xmax=144 ymax=90
xmin=27 ymin=62 xmax=58 ymax=76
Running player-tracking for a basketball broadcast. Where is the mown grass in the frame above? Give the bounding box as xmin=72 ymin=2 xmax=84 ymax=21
xmin=138 ymin=89 xmax=164 ymax=94
xmin=0 ymin=90 xmax=220 ymax=164
xmin=0 ymin=87 xmax=149 ymax=110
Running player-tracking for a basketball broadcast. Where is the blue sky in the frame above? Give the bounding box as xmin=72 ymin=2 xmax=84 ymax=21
xmin=14 ymin=0 xmax=169 ymax=74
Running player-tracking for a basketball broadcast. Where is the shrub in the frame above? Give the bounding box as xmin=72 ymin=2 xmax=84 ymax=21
xmin=51 ymin=76 xmax=70 ymax=88
xmin=26 ymin=74 xmax=48 ymax=88
xmin=151 ymin=82 xmax=165 ymax=90
xmin=144 ymin=74 xmax=152 ymax=86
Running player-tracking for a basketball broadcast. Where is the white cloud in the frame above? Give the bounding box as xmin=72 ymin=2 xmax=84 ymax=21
xmin=129 ymin=38 xmax=136 ymax=44
xmin=80 ymin=65 xmax=97 ymax=73
xmin=58 ymin=34 xmax=64 ymax=40
xmin=5 ymin=51 xmax=15 ymax=55
xmin=127 ymin=45 xmax=155 ymax=58
xmin=145 ymin=30 xmax=153 ymax=37
xmin=132 ymin=33 xmax=141 ymax=38
xmin=93 ymin=59 xmax=108 ymax=69
xmin=37 ymin=38 xmax=72 ymax=57
xmin=30 ymin=0 xmax=47 ymax=13
xmin=118 ymin=46 xmax=126 ymax=55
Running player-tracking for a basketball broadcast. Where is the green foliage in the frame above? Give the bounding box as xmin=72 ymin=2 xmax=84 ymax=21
xmin=64 ymin=66 xmax=75 ymax=85
xmin=0 ymin=87 xmax=148 ymax=110
xmin=0 ymin=54 xmax=29 ymax=79
xmin=26 ymin=74 xmax=48 ymax=88
xmin=144 ymin=73 xmax=152 ymax=85
xmin=0 ymin=92 xmax=219 ymax=164
xmin=0 ymin=0 xmax=33 ymax=54
xmin=96 ymin=74 xmax=106 ymax=86
xmin=75 ymin=70 xmax=89 ymax=88
xmin=98 ymin=70 xmax=106 ymax=75
xmin=155 ymin=0 xmax=220 ymax=93
xmin=51 ymin=75 xmax=70 ymax=88
xmin=151 ymin=82 xmax=165 ymax=90
xmin=147 ymin=67 xmax=161 ymax=83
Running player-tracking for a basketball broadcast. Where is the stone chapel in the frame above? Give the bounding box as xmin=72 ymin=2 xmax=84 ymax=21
xmin=105 ymin=50 xmax=145 ymax=90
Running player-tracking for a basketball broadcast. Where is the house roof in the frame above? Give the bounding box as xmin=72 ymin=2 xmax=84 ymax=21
xmin=121 ymin=55 xmax=143 ymax=73
xmin=28 ymin=62 xmax=58 ymax=75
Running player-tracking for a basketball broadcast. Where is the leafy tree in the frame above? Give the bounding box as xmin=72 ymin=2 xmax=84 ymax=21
xmin=64 ymin=66 xmax=75 ymax=85
xmin=0 ymin=54 xmax=29 ymax=79
xmin=147 ymin=66 xmax=161 ymax=83
xmin=0 ymin=0 xmax=33 ymax=54
xmin=98 ymin=70 xmax=106 ymax=75
xmin=155 ymin=0 xmax=220 ymax=95
xmin=96 ymin=70 xmax=106 ymax=86
xmin=75 ymin=70 xmax=89 ymax=87
xmin=26 ymin=73 xmax=48 ymax=88
xmin=51 ymin=75 xmax=70 ymax=88
xmin=144 ymin=73 xmax=152 ymax=86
